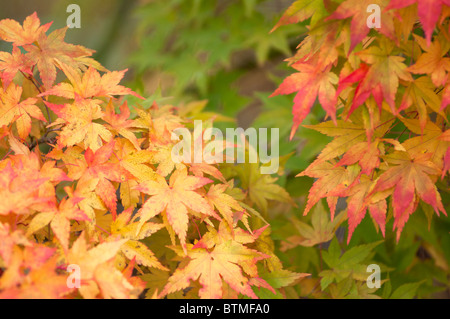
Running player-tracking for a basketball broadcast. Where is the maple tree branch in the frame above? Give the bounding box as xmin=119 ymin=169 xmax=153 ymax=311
xmin=28 ymin=130 xmax=59 ymax=151
xmin=27 ymin=122 xmax=61 ymax=151
xmin=20 ymin=70 xmax=53 ymax=125
xmin=374 ymin=110 xmax=418 ymax=132
xmin=384 ymin=112 xmax=419 ymax=153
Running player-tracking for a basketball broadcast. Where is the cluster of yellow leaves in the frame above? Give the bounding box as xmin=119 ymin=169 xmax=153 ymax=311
xmin=272 ymin=0 xmax=450 ymax=242
xmin=0 ymin=13 xmax=302 ymax=299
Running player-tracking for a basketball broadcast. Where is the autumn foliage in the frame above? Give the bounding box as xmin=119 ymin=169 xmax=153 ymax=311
xmin=0 ymin=12 xmax=304 ymax=299
xmin=272 ymin=0 xmax=450 ymax=243
xmin=0 ymin=0 xmax=449 ymax=299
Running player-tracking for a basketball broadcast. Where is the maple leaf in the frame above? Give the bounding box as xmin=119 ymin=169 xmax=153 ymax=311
xmin=372 ymin=151 xmax=447 ymax=240
xmin=107 ymin=139 xmax=159 ymax=209
xmin=160 ymin=240 xmax=268 ymax=299
xmin=0 ymin=82 xmax=46 ymax=139
xmin=0 ymin=46 xmax=33 ymax=87
xmin=189 ymin=162 xmax=226 ymax=183
xmin=103 ymin=100 xmax=140 ymax=150
xmin=26 ymin=196 xmax=90 ymax=251
xmin=281 ymin=201 xmax=347 ymax=250
xmin=206 ymin=183 xmax=244 ymax=228
xmin=135 ymin=168 xmax=218 ymax=252
xmin=270 ymin=62 xmax=338 ymax=139
xmin=336 ymin=140 xmax=381 ymax=176
xmin=111 ymin=208 xmax=167 ymax=271
xmin=0 ymin=244 xmax=71 ymax=298
xmin=286 ymin=15 xmax=345 ymax=70
xmin=399 ymin=77 xmax=443 ymax=132
xmin=148 ymin=143 xmax=180 ymax=177
xmin=45 ymin=98 xmax=112 ymax=151
xmin=81 ymin=140 xmax=122 ymax=219
xmin=53 ymin=142 xmax=121 ymax=220
xmin=0 ymin=12 xmax=51 ymax=46
xmin=234 ymin=162 xmax=294 ymax=214
xmin=298 ymin=160 xmax=358 ymax=218
xmin=407 ymin=35 xmax=450 ymax=87
xmin=0 ymin=222 xmax=30 ymax=265
xmin=110 ymin=138 xmax=156 ymax=182
xmin=270 ymin=0 xmax=326 ymax=32
xmin=24 ymin=27 xmax=103 ymax=89
xmin=66 ymin=177 xmax=108 ymax=233
xmin=401 ymin=118 xmax=449 ymax=169
xmin=0 ymin=159 xmax=49 ymax=216
xmin=386 ymin=0 xmax=450 ymax=45
xmin=0 ymin=152 xmax=69 ymax=215
xmin=134 ymin=104 xmax=184 ymax=145
xmin=40 ymin=64 xmax=143 ymax=100
xmin=325 ymin=0 xmax=395 ymax=53
xmin=337 ymin=40 xmax=412 ymax=116
xmin=320 ymin=239 xmax=383 ymax=291
xmin=345 ymin=175 xmax=387 ymax=243
xmin=302 ymin=114 xmax=377 ymax=166
xmin=66 ymin=232 xmax=141 ymax=299
xmin=8 ymin=132 xmax=30 ymax=156
xmin=197 ymin=218 xmax=268 ymax=250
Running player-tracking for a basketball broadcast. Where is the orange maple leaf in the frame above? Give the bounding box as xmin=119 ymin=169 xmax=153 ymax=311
xmin=135 ymin=168 xmax=219 ymax=252
xmin=407 ymin=35 xmax=450 ymax=87
xmin=160 ymin=240 xmax=268 ymax=299
xmin=0 ymin=245 xmax=71 ymax=298
xmin=81 ymin=141 xmax=122 ymax=219
xmin=0 ymin=159 xmax=50 ymax=216
xmin=45 ymin=98 xmax=112 ymax=151
xmin=103 ymin=100 xmax=141 ymax=150
xmin=206 ymin=183 xmax=244 ymax=229
xmin=0 ymin=82 xmax=46 ymax=139
xmin=24 ymin=27 xmax=103 ymax=89
xmin=27 ymin=196 xmax=90 ymax=251
xmin=0 ymin=46 xmax=33 ymax=87
xmin=40 ymin=64 xmax=143 ymax=100
xmin=66 ymin=232 xmax=140 ymax=299
xmin=0 ymin=12 xmax=51 ymax=46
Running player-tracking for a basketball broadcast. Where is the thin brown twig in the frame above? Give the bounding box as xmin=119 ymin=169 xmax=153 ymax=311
xmin=20 ymin=70 xmax=52 ymax=124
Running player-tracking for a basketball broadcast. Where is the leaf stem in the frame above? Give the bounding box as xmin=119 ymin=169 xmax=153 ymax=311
xmin=95 ymin=224 xmax=111 ymax=235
